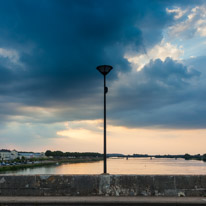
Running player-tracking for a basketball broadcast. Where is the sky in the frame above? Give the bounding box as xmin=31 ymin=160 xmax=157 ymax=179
xmin=0 ymin=0 xmax=206 ymax=155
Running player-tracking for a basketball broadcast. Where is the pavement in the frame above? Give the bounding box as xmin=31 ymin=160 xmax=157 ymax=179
xmin=0 ymin=196 xmax=206 ymax=205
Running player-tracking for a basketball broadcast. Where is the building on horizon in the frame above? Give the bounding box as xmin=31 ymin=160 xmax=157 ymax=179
xmin=18 ymin=152 xmax=45 ymax=159
xmin=0 ymin=149 xmax=45 ymax=161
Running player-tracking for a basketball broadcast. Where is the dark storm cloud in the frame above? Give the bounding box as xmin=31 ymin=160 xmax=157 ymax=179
xmin=0 ymin=1 xmax=177 ymax=115
xmin=0 ymin=0 xmax=204 ymax=129
xmin=0 ymin=0 xmax=143 ymax=96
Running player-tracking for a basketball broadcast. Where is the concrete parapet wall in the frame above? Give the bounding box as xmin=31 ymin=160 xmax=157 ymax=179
xmin=0 ymin=175 xmax=205 ymax=197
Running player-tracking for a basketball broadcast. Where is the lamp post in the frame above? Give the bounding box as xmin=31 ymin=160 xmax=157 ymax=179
xmin=96 ymin=65 xmax=113 ymax=174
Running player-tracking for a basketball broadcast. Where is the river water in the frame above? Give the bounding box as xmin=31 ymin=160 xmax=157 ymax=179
xmin=1 ymin=158 xmax=206 ymax=175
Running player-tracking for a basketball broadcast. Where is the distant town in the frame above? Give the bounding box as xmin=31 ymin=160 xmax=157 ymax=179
xmin=0 ymin=149 xmax=103 ymax=170
xmin=0 ymin=149 xmax=45 ymax=161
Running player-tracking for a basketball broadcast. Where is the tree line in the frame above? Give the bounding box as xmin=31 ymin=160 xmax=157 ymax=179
xmin=45 ymin=150 xmax=206 ymax=161
xmin=45 ymin=150 xmax=103 ymax=158
xmin=184 ymin=153 xmax=206 ymax=161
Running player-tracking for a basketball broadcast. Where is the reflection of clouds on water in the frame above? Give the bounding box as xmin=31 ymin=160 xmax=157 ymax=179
xmin=2 ymin=158 xmax=206 ymax=175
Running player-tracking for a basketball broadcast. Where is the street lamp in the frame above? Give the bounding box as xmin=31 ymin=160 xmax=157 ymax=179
xmin=96 ymin=65 xmax=113 ymax=174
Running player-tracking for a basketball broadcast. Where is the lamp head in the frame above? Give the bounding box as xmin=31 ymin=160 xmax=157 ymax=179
xmin=96 ymin=65 xmax=113 ymax=76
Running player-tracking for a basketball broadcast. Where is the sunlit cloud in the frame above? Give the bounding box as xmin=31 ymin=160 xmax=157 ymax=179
xmin=125 ymin=40 xmax=184 ymax=71
xmin=57 ymin=119 xmax=103 ymax=139
xmin=166 ymin=7 xmax=188 ymax=20
xmin=168 ymin=5 xmax=206 ymax=39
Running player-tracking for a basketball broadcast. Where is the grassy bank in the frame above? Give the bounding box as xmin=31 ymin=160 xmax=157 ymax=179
xmin=0 ymin=157 xmax=103 ymax=172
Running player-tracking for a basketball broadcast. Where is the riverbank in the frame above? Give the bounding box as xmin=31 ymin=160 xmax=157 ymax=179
xmin=0 ymin=157 xmax=103 ymax=172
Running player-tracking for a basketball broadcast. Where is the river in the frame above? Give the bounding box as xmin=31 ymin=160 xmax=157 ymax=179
xmin=1 ymin=157 xmax=206 ymax=175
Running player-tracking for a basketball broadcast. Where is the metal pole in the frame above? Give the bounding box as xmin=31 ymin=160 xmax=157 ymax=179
xmin=104 ymin=74 xmax=107 ymax=174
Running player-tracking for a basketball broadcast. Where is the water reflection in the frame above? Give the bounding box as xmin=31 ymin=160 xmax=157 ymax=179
xmin=1 ymin=158 xmax=206 ymax=175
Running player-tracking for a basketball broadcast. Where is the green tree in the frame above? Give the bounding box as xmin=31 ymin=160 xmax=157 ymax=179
xmin=184 ymin=153 xmax=191 ymax=160
xmin=45 ymin=150 xmax=53 ymax=157
xmin=203 ymin=154 xmax=206 ymax=162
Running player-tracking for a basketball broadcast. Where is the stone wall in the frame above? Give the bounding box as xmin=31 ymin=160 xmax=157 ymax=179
xmin=0 ymin=175 xmax=205 ymax=197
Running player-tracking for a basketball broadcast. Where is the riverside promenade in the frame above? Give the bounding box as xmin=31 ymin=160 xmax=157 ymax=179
xmin=0 ymin=174 xmax=206 ymax=205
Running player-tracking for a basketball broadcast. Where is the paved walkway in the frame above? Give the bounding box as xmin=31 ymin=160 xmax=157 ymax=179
xmin=0 ymin=196 xmax=206 ymax=205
